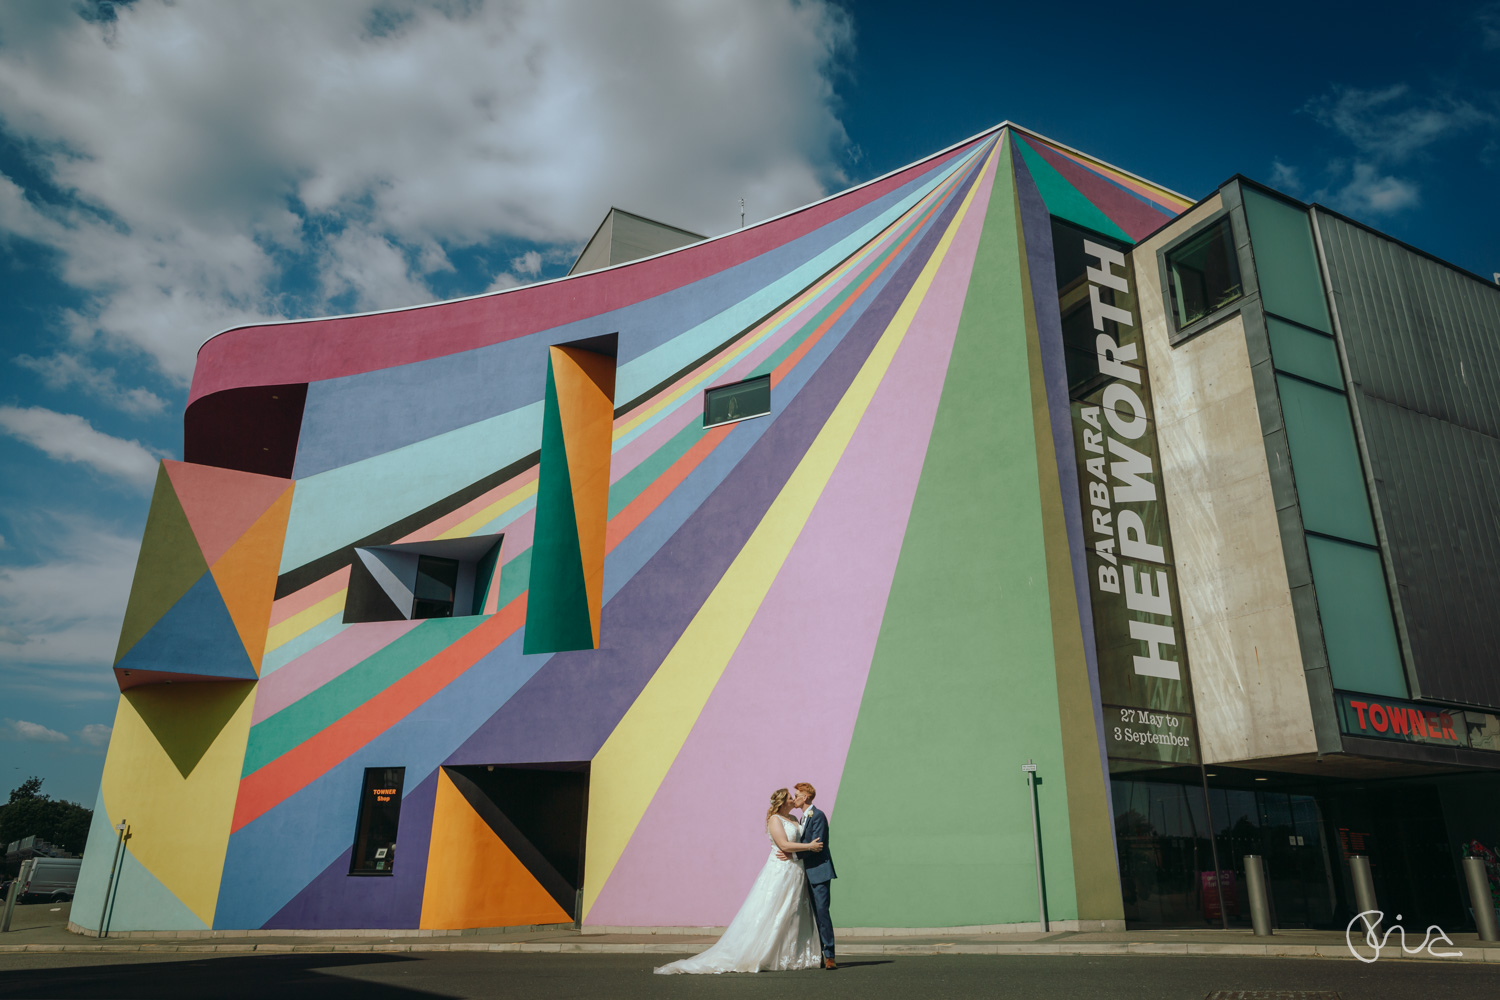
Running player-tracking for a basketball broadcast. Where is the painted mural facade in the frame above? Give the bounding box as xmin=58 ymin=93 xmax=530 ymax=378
xmin=74 ymin=125 xmax=1198 ymax=934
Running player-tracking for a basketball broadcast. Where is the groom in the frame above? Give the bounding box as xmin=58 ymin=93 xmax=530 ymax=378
xmin=793 ymin=781 xmax=836 ymax=970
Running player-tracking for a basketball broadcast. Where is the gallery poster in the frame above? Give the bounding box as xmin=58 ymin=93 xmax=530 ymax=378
xmin=1052 ymin=218 xmax=1198 ymax=767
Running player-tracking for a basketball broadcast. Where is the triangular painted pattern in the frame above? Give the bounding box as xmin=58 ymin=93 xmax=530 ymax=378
xmin=115 ymin=572 xmax=258 ymax=682
xmin=116 ymin=465 xmax=211 ymax=664
xmin=165 ymin=460 xmax=293 ymax=566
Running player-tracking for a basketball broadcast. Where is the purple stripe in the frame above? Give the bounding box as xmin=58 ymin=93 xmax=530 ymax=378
xmin=1010 ymin=140 xmax=1112 ymax=794
xmin=261 ymin=766 xmax=437 ymax=929
xmin=446 ymin=146 xmax=992 ymax=766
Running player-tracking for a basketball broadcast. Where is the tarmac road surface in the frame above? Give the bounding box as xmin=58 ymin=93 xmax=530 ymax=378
xmin=2 ymin=951 xmax=1499 ymax=999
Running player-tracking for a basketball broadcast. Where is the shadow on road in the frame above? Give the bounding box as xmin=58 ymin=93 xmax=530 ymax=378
xmin=0 ymin=953 xmax=455 ymax=1000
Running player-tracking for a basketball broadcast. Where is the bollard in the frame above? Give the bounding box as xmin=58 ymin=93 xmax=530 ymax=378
xmin=1 ymin=867 xmax=21 ymax=933
xmin=1349 ymin=855 xmax=1378 ymax=935
xmin=1243 ymin=855 xmax=1273 ymax=936
xmin=2 ymin=859 xmax=32 ymax=934
xmin=1464 ymin=857 xmax=1500 ymax=942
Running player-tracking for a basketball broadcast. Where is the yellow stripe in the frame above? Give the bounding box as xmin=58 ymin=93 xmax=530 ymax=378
xmin=263 ymin=590 xmax=346 ymax=653
xmin=437 ymin=478 xmax=539 ymax=540
xmin=580 ymin=140 xmax=1001 ymax=918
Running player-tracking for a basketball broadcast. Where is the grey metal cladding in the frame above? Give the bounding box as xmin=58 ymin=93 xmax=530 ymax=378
xmin=1316 ymin=211 xmax=1500 ymax=709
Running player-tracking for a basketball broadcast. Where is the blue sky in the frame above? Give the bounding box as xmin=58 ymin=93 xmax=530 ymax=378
xmin=1 ymin=0 xmax=1496 ymax=805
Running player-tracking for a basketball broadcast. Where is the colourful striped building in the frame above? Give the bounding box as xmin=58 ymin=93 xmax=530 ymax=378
xmin=72 ymin=121 xmax=1500 ymax=936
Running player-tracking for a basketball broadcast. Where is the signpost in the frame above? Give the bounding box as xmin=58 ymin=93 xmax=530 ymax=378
xmin=1023 ymin=759 xmax=1046 ymax=933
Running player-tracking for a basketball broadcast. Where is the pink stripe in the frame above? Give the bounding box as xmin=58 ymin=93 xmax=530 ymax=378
xmin=189 ymin=142 xmax=989 ymax=405
xmin=411 ymin=465 xmax=539 ymax=540
xmin=269 ymin=566 xmax=351 ymax=627
xmin=252 ymin=619 xmax=423 ymax=724
xmin=585 ymin=149 xmax=997 ymax=927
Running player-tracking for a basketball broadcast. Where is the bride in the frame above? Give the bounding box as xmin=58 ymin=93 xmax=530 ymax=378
xmin=654 ymin=787 xmax=825 ymax=974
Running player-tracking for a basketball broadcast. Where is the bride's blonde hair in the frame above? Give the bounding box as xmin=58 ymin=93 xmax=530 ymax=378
xmin=767 ymin=787 xmax=789 ymax=819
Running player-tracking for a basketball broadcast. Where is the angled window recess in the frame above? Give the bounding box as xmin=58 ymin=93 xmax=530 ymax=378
xmin=344 ymin=534 xmax=503 ymax=624
xmin=704 ymin=374 xmax=770 ymax=428
xmin=1164 ymin=217 xmax=1242 ymax=330
xmin=525 ymin=335 xmax=617 ymax=654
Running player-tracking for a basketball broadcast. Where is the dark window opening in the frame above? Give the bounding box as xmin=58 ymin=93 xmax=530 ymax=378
xmin=704 ymin=374 xmax=771 ymax=427
xmin=350 ymin=767 xmax=405 ymax=875
xmin=343 ymin=534 xmax=503 ymax=624
xmin=1165 ymin=218 xmax=1243 ymax=330
xmin=412 ymin=555 xmax=459 ymax=619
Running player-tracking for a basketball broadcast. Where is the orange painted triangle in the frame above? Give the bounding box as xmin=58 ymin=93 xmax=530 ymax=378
xmin=164 ymin=460 xmax=293 ymax=566
xmin=551 ymin=346 xmax=615 ymax=648
xmin=210 ymin=486 xmax=294 ymax=670
xmin=420 ymin=769 xmax=571 ymax=930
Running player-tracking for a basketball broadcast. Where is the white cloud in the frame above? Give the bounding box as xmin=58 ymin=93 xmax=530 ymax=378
xmin=13 ymin=352 xmax=166 ymax=417
xmin=0 ymin=0 xmax=853 ymax=382
xmin=1320 ymin=161 xmax=1421 ymax=217
xmin=1481 ymin=3 xmax=1500 ymax=50
xmin=77 ymin=723 xmax=112 ymax=747
xmin=0 ymin=406 xmax=161 ymax=488
xmin=0 ymin=514 xmax=139 ymax=700
xmin=1269 ymin=159 xmax=1302 ymax=194
xmin=1304 ymin=84 xmax=1493 ymax=163
xmin=511 ymin=250 xmax=543 ymax=277
xmin=5 ymin=719 xmax=70 ymax=743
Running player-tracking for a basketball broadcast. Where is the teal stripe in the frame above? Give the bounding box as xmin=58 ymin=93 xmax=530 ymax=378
xmin=243 ymin=616 xmax=484 ymax=776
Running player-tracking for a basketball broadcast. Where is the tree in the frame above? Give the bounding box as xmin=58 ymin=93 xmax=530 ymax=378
xmin=0 ymin=777 xmax=93 ymax=860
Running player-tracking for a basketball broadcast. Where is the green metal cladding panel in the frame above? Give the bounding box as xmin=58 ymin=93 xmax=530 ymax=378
xmin=1304 ymin=534 xmax=1407 ymax=698
xmin=1267 ymin=317 xmax=1343 ymax=389
xmin=1242 ymin=187 xmax=1332 ymax=334
xmin=1276 ymin=375 xmax=1375 ymax=545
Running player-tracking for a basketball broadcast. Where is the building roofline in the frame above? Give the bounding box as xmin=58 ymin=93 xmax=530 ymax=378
xmin=195 ymin=120 xmax=1186 ymax=358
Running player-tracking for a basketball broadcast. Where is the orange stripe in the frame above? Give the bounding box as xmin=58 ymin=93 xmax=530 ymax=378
xmin=231 ymin=594 xmax=528 ymax=832
xmin=605 ymin=423 xmax=732 ymax=555
xmin=268 ymin=566 xmax=351 ymax=627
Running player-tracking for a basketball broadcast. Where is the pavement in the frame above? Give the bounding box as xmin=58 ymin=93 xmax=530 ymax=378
xmin=4 ymin=903 xmax=1500 ymax=964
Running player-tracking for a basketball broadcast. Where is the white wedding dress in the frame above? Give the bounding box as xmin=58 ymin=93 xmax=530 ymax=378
xmin=654 ymin=815 xmax=821 ymax=974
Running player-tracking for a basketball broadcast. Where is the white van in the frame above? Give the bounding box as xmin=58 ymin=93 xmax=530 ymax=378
xmin=20 ymin=857 xmax=81 ymax=902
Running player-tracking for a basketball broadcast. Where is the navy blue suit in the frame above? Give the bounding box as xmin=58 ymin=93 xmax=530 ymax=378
xmin=799 ymin=805 xmax=836 ymax=958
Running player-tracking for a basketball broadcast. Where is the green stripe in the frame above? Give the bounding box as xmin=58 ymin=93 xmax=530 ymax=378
xmin=833 ymin=135 xmax=1083 ymax=926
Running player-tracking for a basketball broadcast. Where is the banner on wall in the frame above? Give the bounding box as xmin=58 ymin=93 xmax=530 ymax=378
xmin=1052 ymin=218 xmax=1199 ymax=767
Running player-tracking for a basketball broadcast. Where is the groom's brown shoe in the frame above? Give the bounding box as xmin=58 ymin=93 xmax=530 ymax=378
xmin=823 ymin=957 xmax=837 ymax=970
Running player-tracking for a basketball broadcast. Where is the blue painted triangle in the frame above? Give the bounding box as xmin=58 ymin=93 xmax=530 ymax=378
xmin=114 ymin=571 xmax=257 ymax=681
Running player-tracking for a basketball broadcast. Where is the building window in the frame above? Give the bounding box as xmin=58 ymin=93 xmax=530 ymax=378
xmin=350 ymin=767 xmax=405 ymax=875
xmin=412 ymin=555 xmax=459 ymax=619
xmin=704 ymin=374 xmax=771 ymax=427
xmin=343 ymin=534 xmax=503 ymax=624
xmin=1165 ymin=217 xmax=1243 ymax=329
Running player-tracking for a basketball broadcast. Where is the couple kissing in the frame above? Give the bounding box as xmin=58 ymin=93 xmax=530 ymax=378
xmin=654 ymin=781 xmax=837 ymax=974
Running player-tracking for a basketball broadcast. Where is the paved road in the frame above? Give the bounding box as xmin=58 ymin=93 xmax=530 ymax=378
xmin=1 ymin=952 xmax=1497 ymax=999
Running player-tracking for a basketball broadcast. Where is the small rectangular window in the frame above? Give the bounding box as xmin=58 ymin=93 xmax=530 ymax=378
xmin=350 ymin=767 xmax=405 ymax=875
xmin=412 ymin=555 xmax=459 ymax=619
xmin=704 ymin=374 xmax=770 ymax=427
xmin=1165 ymin=217 xmax=1242 ymax=329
